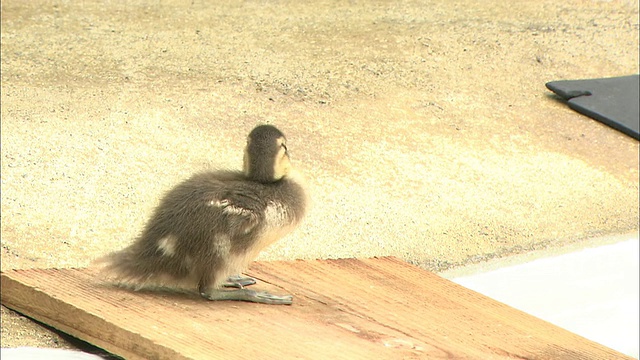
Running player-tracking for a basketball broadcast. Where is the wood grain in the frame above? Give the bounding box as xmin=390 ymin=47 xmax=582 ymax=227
xmin=1 ymin=257 xmax=632 ymax=360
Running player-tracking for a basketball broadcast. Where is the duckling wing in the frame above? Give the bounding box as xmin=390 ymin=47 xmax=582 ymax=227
xmin=206 ymin=188 xmax=265 ymax=236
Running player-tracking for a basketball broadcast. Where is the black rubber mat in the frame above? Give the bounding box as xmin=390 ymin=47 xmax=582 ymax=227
xmin=546 ymin=75 xmax=639 ymax=140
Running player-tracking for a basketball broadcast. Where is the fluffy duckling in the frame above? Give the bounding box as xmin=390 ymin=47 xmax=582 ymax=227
xmin=99 ymin=125 xmax=307 ymax=305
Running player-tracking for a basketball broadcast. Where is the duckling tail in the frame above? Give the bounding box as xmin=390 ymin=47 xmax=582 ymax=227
xmin=92 ymin=246 xmax=195 ymax=293
xmin=93 ymin=248 xmax=145 ymax=289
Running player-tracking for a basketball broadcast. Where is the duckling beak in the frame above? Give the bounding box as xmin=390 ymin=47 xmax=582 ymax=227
xmin=243 ymin=146 xmax=250 ymax=177
xmin=273 ymin=148 xmax=292 ymax=180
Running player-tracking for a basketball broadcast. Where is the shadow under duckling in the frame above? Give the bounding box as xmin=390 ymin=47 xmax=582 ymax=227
xmin=97 ymin=125 xmax=307 ymax=305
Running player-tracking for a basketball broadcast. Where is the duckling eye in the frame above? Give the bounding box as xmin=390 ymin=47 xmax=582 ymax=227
xmin=281 ymin=143 xmax=288 ymax=152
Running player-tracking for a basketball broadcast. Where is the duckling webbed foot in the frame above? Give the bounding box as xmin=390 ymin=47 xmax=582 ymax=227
xmin=201 ymin=289 xmax=293 ymax=305
xmin=222 ymin=275 xmax=257 ymax=289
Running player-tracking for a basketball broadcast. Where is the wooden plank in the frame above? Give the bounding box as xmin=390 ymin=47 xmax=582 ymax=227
xmin=0 ymin=257 xmax=632 ymax=360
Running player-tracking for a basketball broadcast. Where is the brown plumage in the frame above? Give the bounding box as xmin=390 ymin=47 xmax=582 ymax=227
xmin=98 ymin=125 xmax=307 ymax=304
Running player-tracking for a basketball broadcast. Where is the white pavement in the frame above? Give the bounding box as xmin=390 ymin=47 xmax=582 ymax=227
xmin=449 ymin=238 xmax=639 ymax=358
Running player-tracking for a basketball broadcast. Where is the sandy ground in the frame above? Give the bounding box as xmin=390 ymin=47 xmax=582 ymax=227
xmin=1 ymin=0 xmax=639 ymax=351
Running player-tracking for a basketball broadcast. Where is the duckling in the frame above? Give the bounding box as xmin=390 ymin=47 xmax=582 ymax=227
xmin=98 ymin=125 xmax=307 ymax=305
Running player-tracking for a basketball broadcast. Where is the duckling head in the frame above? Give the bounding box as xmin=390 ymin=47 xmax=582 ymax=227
xmin=243 ymin=125 xmax=292 ymax=183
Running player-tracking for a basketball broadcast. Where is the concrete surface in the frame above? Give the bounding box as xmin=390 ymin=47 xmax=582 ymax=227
xmin=447 ymin=234 xmax=639 ymax=358
xmin=1 ymin=0 xmax=639 ymax=351
xmin=1 ymin=347 xmax=104 ymax=360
